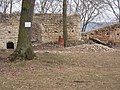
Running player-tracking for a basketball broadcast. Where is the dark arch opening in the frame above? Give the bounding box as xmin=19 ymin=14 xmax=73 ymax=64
xmin=7 ymin=42 xmax=14 ymax=49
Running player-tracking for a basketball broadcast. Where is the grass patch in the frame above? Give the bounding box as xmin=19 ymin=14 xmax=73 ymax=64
xmin=0 ymin=51 xmax=120 ymax=90
xmin=36 ymin=53 xmax=66 ymax=66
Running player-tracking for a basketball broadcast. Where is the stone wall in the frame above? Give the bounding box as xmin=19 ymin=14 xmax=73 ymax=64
xmin=32 ymin=14 xmax=81 ymax=43
xmin=88 ymin=24 xmax=120 ymax=43
xmin=0 ymin=15 xmax=19 ymax=49
xmin=0 ymin=14 xmax=81 ymax=49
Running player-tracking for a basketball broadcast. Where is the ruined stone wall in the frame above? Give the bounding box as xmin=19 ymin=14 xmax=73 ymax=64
xmin=0 ymin=15 xmax=19 ymax=49
xmin=0 ymin=14 xmax=81 ymax=49
xmin=33 ymin=14 xmax=81 ymax=43
xmin=88 ymin=24 xmax=120 ymax=43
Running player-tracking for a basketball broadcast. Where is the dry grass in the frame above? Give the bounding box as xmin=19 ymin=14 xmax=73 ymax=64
xmin=0 ymin=51 xmax=120 ymax=90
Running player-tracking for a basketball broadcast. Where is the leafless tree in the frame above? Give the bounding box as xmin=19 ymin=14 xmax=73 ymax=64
xmin=35 ymin=0 xmax=48 ymax=13
xmin=0 ymin=0 xmax=4 ymax=6
xmin=35 ymin=0 xmax=63 ymax=14
xmin=69 ymin=0 xmax=105 ymax=32
xmin=9 ymin=0 xmax=35 ymax=61
xmin=34 ymin=0 xmax=106 ymax=32
xmin=1 ymin=0 xmax=10 ymax=13
xmin=0 ymin=0 xmax=21 ymax=14
xmin=63 ymin=0 xmax=68 ymax=47
xmin=103 ymin=0 xmax=120 ymax=23
xmin=9 ymin=0 xmax=12 ymax=14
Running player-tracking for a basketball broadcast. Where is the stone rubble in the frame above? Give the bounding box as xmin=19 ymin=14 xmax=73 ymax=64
xmin=65 ymin=44 xmax=115 ymax=53
xmin=34 ymin=44 xmax=116 ymax=53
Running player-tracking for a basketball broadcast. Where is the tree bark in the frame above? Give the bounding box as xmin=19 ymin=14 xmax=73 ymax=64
xmin=63 ymin=0 xmax=68 ymax=47
xmin=10 ymin=0 xmax=12 ymax=14
xmin=9 ymin=0 xmax=35 ymax=61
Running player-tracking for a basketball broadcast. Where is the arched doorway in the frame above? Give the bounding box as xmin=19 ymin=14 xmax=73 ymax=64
xmin=7 ymin=42 xmax=14 ymax=49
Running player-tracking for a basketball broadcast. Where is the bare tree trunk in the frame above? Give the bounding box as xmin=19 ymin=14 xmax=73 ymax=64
xmin=118 ymin=0 xmax=120 ymax=24
xmin=9 ymin=0 xmax=35 ymax=61
xmin=10 ymin=0 xmax=12 ymax=14
xmin=63 ymin=0 xmax=68 ymax=47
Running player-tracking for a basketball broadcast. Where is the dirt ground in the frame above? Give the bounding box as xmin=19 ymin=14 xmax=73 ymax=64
xmin=0 ymin=44 xmax=120 ymax=90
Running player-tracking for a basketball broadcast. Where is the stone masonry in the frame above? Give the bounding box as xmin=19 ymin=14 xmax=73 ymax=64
xmin=0 ymin=14 xmax=19 ymax=49
xmin=0 ymin=14 xmax=81 ymax=49
xmin=88 ymin=24 xmax=120 ymax=44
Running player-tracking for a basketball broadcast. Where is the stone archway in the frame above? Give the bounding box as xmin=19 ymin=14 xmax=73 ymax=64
xmin=7 ymin=41 xmax=14 ymax=49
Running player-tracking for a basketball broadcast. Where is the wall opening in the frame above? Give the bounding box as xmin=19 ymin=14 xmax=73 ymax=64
xmin=106 ymin=32 xmax=109 ymax=35
xmin=8 ymin=31 xmax=11 ymax=34
xmin=55 ymin=31 xmax=58 ymax=33
xmin=7 ymin=42 xmax=14 ymax=49
xmin=117 ymin=33 xmax=119 ymax=36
